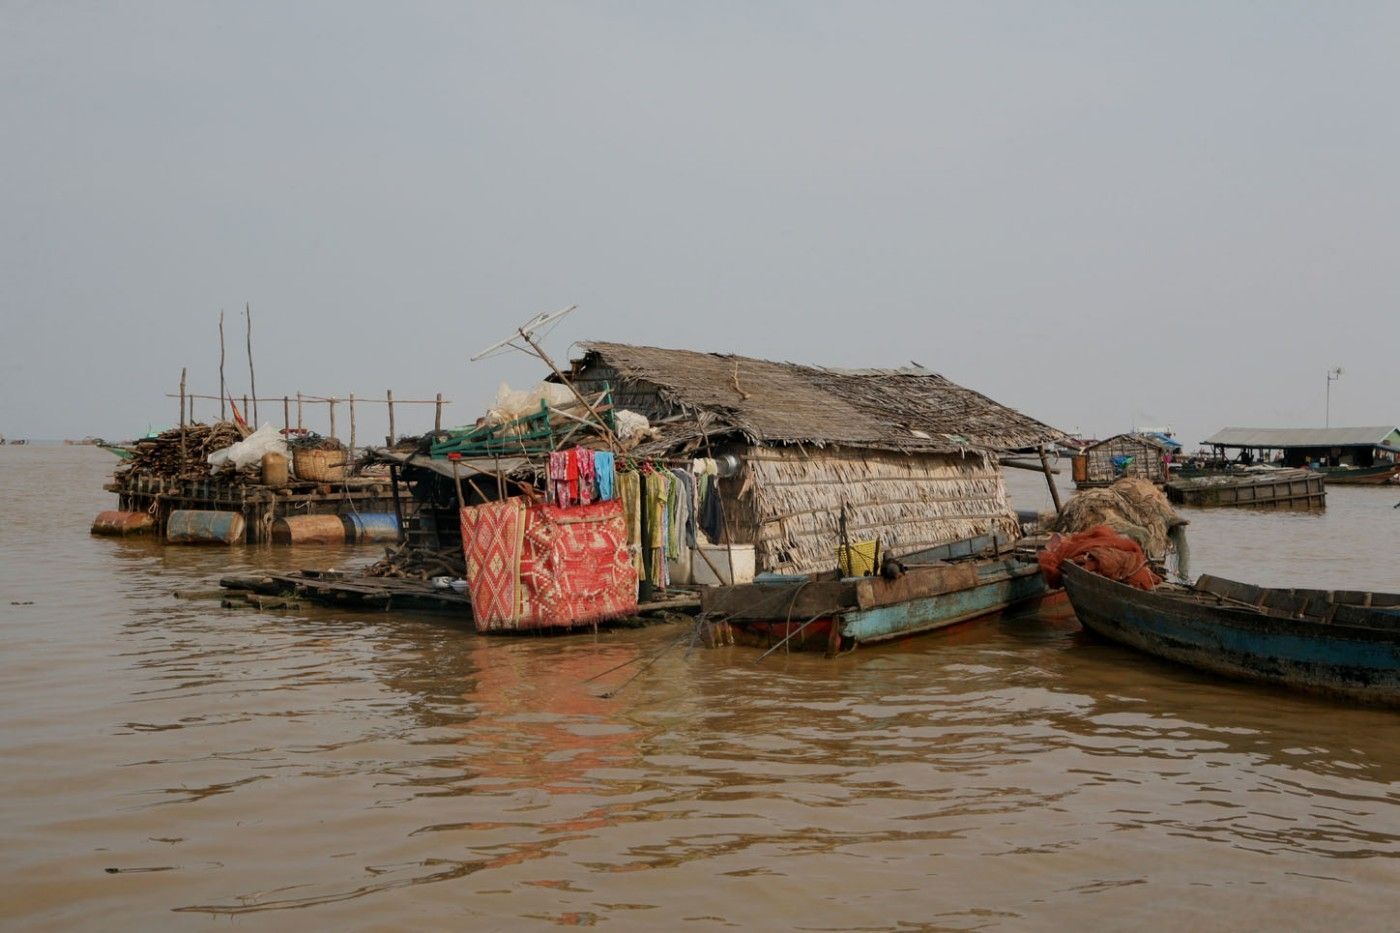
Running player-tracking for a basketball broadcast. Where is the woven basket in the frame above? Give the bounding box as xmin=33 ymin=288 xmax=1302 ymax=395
xmin=293 ymin=447 xmax=347 ymax=482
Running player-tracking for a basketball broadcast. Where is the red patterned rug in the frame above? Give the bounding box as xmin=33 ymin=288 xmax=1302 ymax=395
xmin=462 ymin=497 xmax=637 ymax=632
xmin=459 ymin=499 xmax=526 ymax=628
xmin=522 ymin=499 xmax=638 ymax=628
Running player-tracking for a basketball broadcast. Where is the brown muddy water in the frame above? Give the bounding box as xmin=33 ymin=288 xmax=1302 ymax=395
xmin=2 ymin=446 xmax=1398 ymax=930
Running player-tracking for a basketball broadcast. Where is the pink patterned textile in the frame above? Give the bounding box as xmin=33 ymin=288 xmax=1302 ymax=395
xmin=462 ymin=497 xmax=637 ymax=632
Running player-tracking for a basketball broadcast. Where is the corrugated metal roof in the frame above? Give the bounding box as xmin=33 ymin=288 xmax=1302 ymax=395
xmin=1200 ymin=426 xmax=1400 ymax=448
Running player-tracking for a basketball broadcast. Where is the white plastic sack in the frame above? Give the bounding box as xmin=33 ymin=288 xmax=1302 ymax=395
xmin=485 ymin=381 xmax=576 ymax=426
xmin=614 ymin=409 xmax=653 ymax=442
xmin=208 ymin=423 xmax=289 ymax=472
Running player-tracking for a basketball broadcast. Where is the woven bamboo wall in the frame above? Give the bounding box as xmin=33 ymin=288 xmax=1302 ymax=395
xmin=1085 ymin=435 xmax=1167 ymax=484
xmin=724 ymin=445 xmax=1019 ymax=575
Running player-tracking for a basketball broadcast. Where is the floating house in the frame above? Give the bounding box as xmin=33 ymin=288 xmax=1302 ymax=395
xmin=562 ymin=342 xmax=1066 ymax=575
xmin=1201 ymin=426 xmax=1400 ymax=485
xmin=1073 ymin=433 xmax=1172 ymax=488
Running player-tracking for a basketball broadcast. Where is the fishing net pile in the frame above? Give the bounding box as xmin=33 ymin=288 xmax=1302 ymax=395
xmin=1053 ymin=477 xmax=1187 ymax=560
xmin=1038 ymin=525 xmax=1162 ymax=591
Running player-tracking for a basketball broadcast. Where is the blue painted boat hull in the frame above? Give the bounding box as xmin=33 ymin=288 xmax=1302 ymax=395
xmin=840 ymin=564 xmax=1059 ymax=643
xmin=1062 ymin=561 xmax=1400 ymax=705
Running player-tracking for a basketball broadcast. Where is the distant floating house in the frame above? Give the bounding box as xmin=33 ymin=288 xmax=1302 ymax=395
xmin=1201 ymin=426 xmax=1400 ymax=485
xmin=1073 ymin=433 xmax=1173 ymax=488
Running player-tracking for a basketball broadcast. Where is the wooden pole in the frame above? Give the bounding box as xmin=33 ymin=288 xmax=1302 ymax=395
xmin=434 ymin=393 xmax=443 ymax=433
xmin=296 ymin=392 xmax=303 ymax=431
xmin=245 ymin=303 xmax=258 ymax=425
xmin=389 ymin=464 xmax=406 ymax=543
xmin=178 ymin=368 xmax=187 ymax=466
xmin=329 ymin=397 xmax=337 ymax=441
xmin=218 ymin=310 xmax=227 ymax=420
xmin=386 ymin=389 xmax=395 ymax=444
xmin=1039 ymin=446 xmax=1064 ymax=514
xmin=348 ymin=392 xmax=356 ymax=465
xmin=449 ymin=455 xmax=467 ymax=509
xmin=283 ymin=396 xmax=290 ymax=436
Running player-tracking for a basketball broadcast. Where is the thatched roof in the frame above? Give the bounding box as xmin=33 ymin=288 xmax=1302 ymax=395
xmin=569 ymin=341 xmax=1065 ymax=454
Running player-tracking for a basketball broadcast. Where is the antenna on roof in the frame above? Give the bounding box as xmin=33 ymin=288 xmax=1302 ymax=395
xmin=470 ymin=304 xmax=576 ymax=362
xmin=467 ymin=304 xmax=618 ymax=450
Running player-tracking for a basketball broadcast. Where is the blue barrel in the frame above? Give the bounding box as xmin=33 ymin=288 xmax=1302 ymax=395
xmin=166 ymin=510 xmax=246 ymax=545
xmin=341 ymin=512 xmax=400 ymax=543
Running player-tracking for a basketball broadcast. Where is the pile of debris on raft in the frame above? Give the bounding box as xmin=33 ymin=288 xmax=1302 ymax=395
xmin=362 ymin=541 xmax=466 ymax=580
xmin=116 ymin=422 xmax=245 ymax=479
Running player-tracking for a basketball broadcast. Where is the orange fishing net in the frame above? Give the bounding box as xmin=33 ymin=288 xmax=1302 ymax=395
xmin=1038 ymin=525 xmax=1161 ymax=591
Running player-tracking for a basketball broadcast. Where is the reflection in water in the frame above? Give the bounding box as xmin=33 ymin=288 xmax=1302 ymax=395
xmin=1 ymin=447 xmax=1398 ymax=929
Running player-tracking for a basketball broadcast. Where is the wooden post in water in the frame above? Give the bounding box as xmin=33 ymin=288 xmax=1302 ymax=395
xmin=434 ymin=393 xmax=443 ymax=434
xmin=386 ymin=389 xmax=395 ymax=445
xmin=178 ymin=368 xmax=188 ymax=466
xmin=1039 ymin=446 xmax=1063 ymax=515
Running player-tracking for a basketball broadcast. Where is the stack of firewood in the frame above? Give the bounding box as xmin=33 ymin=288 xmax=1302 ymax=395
xmin=120 ymin=422 xmax=245 ymax=479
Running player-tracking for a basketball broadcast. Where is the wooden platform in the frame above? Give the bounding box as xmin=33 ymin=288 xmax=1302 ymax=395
xmin=219 ymin=570 xmax=702 ymax=624
xmin=108 ymin=473 xmax=408 ymax=543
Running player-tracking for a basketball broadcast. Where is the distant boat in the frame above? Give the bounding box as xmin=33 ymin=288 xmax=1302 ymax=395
xmin=1316 ymin=462 xmax=1400 ymax=485
xmin=1061 ymin=561 xmax=1400 ymax=705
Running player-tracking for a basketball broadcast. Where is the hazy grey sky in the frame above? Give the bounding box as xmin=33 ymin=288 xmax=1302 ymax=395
xmin=2 ymin=2 xmax=1396 ymax=445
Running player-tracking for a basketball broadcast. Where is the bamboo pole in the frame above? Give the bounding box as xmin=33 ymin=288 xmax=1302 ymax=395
xmin=283 ymin=396 xmax=290 ymax=436
xmin=218 ymin=310 xmax=227 ymax=420
xmin=386 ymin=389 xmax=395 ymax=444
xmin=329 ymin=397 xmax=337 ymax=440
xmin=348 ymin=392 xmax=356 ymax=464
xmin=296 ymin=392 xmax=303 ymax=430
xmin=245 ymin=303 xmax=258 ymax=425
xmin=434 ymin=393 xmax=443 ymax=433
xmin=178 ymin=368 xmax=187 ymax=466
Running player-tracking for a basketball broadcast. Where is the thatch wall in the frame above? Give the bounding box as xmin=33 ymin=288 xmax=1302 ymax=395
xmin=1084 ymin=434 xmax=1169 ymax=485
xmin=723 ymin=445 xmax=1020 ymax=575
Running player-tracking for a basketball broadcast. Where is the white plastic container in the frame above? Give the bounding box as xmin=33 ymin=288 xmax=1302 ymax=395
xmin=666 ymin=546 xmax=694 ymax=586
xmin=689 ymin=544 xmax=756 ymax=586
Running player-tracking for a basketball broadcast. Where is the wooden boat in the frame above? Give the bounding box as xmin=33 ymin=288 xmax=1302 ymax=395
xmin=1166 ymin=467 xmax=1324 ymax=509
xmin=700 ymin=532 xmax=1067 ymax=654
xmin=1061 ymin=561 xmax=1400 ymax=704
xmin=1315 ymin=462 xmax=1400 ymax=485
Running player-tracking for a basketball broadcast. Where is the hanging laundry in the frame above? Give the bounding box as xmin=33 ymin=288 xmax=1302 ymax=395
xmin=670 ymin=468 xmax=696 ymax=548
xmin=594 ymin=451 xmax=616 ymax=501
xmin=548 ymin=450 xmax=574 ymax=507
xmin=574 ymin=448 xmax=595 ymax=506
xmin=700 ymin=463 xmax=725 ymax=544
xmin=617 ymin=469 xmax=643 ymax=576
xmin=644 ymin=469 xmax=670 ymax=588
